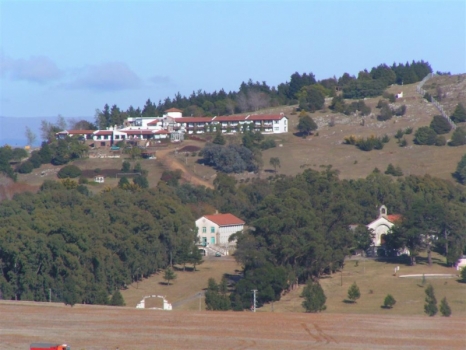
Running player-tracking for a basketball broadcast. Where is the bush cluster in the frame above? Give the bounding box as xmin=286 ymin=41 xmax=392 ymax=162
xmin=344 ymin=135 xmax=389 ymax=151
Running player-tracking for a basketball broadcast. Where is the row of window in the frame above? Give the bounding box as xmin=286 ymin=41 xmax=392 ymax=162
xmin=202 ymin=227 xmax=216 ymax=233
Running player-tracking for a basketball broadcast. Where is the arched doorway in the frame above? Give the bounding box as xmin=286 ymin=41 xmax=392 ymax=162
xmin=380 ymin=234 xmax=387 ymax=245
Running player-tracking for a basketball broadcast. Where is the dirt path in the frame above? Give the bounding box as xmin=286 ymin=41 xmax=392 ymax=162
xmin=156 ymin=146 xmax=214 ymax=189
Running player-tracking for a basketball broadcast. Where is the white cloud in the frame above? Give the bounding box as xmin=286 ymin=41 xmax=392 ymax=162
xmin=65 ymin=62 xmax=142 ymax=91
xmin=0 ymin=54 xmax=63 ymax=83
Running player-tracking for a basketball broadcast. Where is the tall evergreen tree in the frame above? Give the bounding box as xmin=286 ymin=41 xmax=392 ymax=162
xmin=424 ymin=284 xmax=438 ymax=316
xmin=301 ymin=281 xmax=327 ymax=312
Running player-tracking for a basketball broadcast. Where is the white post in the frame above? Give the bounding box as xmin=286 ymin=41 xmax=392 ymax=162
xmin=251 ymin=289 xmax=258 ymax=312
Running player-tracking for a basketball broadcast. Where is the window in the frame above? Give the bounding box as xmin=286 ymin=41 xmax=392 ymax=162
xmin=202 ymin=227 xmax=206 ymax=233
xmin=284 ymin=120 xmax=287 ymax=125
xmin=274 ymin=127 xmax=279 ymax=131
xmin=274 ymin=120 xmax=279 ymax=124
xmin=211 ymin=227 xmax=215 ymax=233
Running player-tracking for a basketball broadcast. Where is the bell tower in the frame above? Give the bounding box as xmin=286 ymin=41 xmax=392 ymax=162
xmin=379 ymin=205 xmax=388 ymax=218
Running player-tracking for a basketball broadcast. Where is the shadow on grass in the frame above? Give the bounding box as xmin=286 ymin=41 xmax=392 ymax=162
xmin=173 ymin=266 xmax=195 ymax=272
xmin=375 ymin=255 xmax=410 ymax=265
xmin=158 ymin=281 xmax=174 ymax=286
xmin=223 ymin=273 xmax=242 ymax=283
xmin=380 ymin=305 xmax=393 ymax=309
xmin=343 ymin=299 xmax=356 ymax=304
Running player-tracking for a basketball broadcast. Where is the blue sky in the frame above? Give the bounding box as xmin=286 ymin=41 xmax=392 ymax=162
xmin=0 ymin=0 xmax=465 ymax=124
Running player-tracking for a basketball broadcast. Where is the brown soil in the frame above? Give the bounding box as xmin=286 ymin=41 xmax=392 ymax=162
xmin=1 ymin=302 xmax=465 ymax=350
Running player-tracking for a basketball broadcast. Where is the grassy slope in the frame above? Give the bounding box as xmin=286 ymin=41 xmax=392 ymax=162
xmin=268 ymin=252 xmax=466 ymax=316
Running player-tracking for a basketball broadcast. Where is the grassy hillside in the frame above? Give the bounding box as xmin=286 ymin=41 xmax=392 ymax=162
xmin=6 ymin=74 xmax=465 ymax=195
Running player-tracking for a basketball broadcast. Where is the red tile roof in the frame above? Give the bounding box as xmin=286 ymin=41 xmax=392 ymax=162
xmin=154 ymin=129 xmax=169 ymax=134
xmin=215 ymin=115 xmax=248 ymax=122
xmin=147 ymin=120 xmax=162 ymax=125
xmin=387 ymin=214 xmax=402 ymax=222
xmin=165 ymin=108 xmax=183 ymax=113
xmin=94 ymin=130 xmax=113 ymax=135
xmin=174 ymin=117 xmax=214 ymax=123
xmin=248 ymin=114 xmax=285 ymax=121
xmin=204 ymin=213 xmax=245 ymax=226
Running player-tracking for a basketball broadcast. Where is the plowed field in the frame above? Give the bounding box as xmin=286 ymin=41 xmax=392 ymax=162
xmin=1 ymin=301 xmax=465 ymax=350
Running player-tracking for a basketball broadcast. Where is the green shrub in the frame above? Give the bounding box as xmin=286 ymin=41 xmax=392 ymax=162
xmin=347 ymin=282 xmax=361 ymax=303
xmin=57 ymin=165 xmax=82 ymax=179
xmin=451 ymin=103 xmax=466 ymax=123
xmin=448 ymin=127 xmax=466 ymax=146
xmin=377 ymin=105 xmax=393 ymax=121
xmin=29 ymin=151 xmax=42 ymax=168
xmin=423 ymin=92 xmax=432 ymax=102
xmin=301 ymin=281 xmax=327 ymax=313
xmin=17 ymin=161 xmax=34 ymax=174
xmin=394 ymin=105 xmax=407 ymax=116
xmin=79 ymin=177 xmax=88 ymax=184
xmin=385 ymin=163 xmax=403 ymax=176
xmin=439 ymin=297 xmax=451 ymax=317
xmin=430 ymin=115 xmax=452 ymax=134
xmin=414 ymin=126 xmax=437 ymax=145
xmin=383 ymin=294 xmax=396 ymax=309
xmin=404 ymin=127 xmax=413 ymax=135
xmin=461 ymin=266 xmax=466 ymax=282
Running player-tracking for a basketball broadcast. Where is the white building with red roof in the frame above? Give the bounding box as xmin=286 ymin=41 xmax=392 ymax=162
xmin=196 ymin=213 xmax=245 ymax=246
xmin=167 ymin=113 xmax=288 ymax=135
xmin=367 ymin=205 xmax=402 ymax=246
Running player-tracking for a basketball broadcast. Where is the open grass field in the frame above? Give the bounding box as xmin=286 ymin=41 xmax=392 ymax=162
xmin=269 ymin=253 xmax=466 ymax=317
xmin=121 ymin=257 xmax=241 ymax=311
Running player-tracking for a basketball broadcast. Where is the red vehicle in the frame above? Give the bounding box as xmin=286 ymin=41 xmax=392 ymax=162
xmin=30 ymin=344 xmax=70 ymax=350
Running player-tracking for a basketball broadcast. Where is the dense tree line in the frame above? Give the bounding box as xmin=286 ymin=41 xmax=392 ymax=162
xmin=2 ymin=161 xmax=464 ymax=309
xmin=0 ymin=182 xmax=197 ymax=304
xmin=94 ymin=61 xmax=432 ymax=128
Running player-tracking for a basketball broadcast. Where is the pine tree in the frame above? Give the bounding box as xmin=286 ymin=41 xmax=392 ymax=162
xmin=213 ymin=130 xmax=226 ymax=145
xmin=164 ymin=267 xmax=177 ymax=286
xmin=439 ymin=297 xmax=451 ymax=317
xmin=347 ymin=282 xmax=361 ymax=303
xmin=424 ymin=284 xmax=438 ymax=316
xmin=383 ymin=294 xmax=396 ymax=309
xmin=110 ymin=290 xmax=125 ymax=306
xmin=301 ymin=281 xmax=327 ymax=312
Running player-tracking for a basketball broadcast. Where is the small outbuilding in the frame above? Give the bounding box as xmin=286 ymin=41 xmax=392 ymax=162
xmin=94 ymin=176 xmax=105 ymax=183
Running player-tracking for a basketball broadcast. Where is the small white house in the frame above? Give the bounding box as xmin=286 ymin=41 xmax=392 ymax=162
xmin=396 ymin=91 xmax=403 ymax=99
xmin=94 ymin=176 xmax=105 ymax=183
xmin=367 ymin=205 xmax=402 ymax=246
xmin=196 ymin=213 xmax=245 ymax=246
